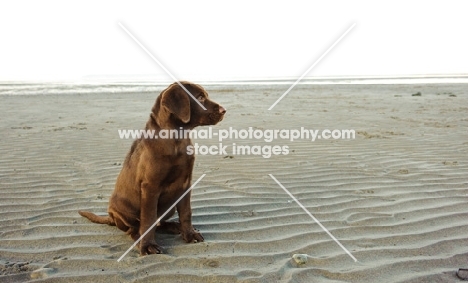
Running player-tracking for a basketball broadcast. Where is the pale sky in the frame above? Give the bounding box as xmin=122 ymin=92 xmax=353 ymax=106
xmin=1 ymin=1 xmax=466 ymax=82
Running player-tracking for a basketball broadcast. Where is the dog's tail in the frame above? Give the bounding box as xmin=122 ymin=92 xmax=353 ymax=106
xmin=78 ymin=211 xmax=112 ymax=225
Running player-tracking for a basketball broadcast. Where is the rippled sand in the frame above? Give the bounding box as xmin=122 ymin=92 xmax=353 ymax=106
xmin=1 ymin=83 xmax=467 ymax=282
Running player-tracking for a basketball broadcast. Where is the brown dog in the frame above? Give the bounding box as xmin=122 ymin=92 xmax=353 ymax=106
xmin=79 ymin=81 xmax=226 ymax=255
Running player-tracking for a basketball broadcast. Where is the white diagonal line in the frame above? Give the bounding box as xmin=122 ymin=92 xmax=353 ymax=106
xmin=269 ymin=174 xmax=358 ymax=262
xmin=117 ymin=174 xmax=206 ymax=262
xmin=118 ymin=22 xmax=207 ymax=111
xmin=268 ymin=23 xmax=356 ymax=110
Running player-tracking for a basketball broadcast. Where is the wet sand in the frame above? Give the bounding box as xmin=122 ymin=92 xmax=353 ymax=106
xmin=0 ymin=83 xmax=467 ymax=282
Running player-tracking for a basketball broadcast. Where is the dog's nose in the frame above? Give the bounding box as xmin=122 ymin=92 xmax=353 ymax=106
xmin=219 ymin=106 xmax=226 ymax=115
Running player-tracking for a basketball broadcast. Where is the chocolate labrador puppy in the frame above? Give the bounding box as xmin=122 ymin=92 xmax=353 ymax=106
xmin=79 ymin=81 xmax=226 ymax=255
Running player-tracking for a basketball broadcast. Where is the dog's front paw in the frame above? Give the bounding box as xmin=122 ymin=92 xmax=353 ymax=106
xmin=139 ymin=240 xmax=163 ymax=255
xmin=181 ymin=228 xmax=204 ymax=243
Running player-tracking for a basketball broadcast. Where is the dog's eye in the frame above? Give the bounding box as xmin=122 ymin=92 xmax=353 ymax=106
xmin=197 ymin=95 xmax=206 ymax=103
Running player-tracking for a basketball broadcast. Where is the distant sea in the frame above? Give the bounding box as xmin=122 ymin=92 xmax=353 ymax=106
xmin=1 ymin=75 xmax=467 ymax=96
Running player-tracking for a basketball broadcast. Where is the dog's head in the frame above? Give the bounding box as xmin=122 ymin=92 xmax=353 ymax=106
xmin=152 ymin=81 xmax=226 ymax=129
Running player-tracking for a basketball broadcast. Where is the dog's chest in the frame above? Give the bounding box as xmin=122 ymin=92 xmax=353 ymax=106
xmin=173 ymin=139 xmax=189 ymax=156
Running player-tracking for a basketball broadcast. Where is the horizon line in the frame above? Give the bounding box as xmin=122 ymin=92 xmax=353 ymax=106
xmin=1 ymin=73 xmax=468 ymax=85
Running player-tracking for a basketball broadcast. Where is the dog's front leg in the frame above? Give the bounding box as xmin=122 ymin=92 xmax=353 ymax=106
xmin=139 ymin=181 xmax=163 ymax=255
xmin=177 ymin=190 xmax=204 ymax=243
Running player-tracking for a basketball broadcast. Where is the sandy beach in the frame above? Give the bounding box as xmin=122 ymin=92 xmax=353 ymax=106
xmin=0 ymin=82 xmax=467 ymax=282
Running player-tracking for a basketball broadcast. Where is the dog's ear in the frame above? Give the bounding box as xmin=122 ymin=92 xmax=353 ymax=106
xmin=161 ymin=84 xmax=191 ymax=123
